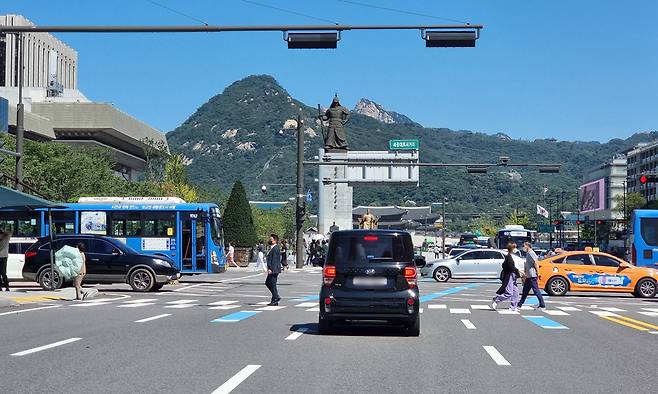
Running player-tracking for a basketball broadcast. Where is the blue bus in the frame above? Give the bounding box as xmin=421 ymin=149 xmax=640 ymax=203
xmin=630 ymin=209 xmax=658 ymax=267
xmin=0 ymin=197 xmax=226 ymax=274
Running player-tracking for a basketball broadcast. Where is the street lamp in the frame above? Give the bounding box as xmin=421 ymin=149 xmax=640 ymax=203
xmin=432 ymin=198 xmax=448 ymax=258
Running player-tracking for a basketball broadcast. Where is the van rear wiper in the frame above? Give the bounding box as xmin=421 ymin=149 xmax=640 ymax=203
xmin=367 ymin=257 xmax=393 ymax=261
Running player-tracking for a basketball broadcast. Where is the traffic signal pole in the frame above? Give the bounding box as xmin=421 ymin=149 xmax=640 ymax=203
xmin=295 ymin=115 xmax=305 ymax=269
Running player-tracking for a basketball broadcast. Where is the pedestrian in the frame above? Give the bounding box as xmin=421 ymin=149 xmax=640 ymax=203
xmin=491 ymin=243 xmax=521 ymax=311
xmin=517 ymin=242 xmax=546 ymax=310
xmin=227 ymin=242 xmax=238 ymax=268
xmin=280 ymin=240 xmax=289 ymax=271
xmin=433 ymin=244 xmax=440 ymax=259
xmin=0 ymin=227 xmax=12 ymax=291
xmin=74 ymin=242 xmax=88 ymax=301
xmin=265 ymin=233 xmax=282 ymax=306
xmin=254 ymin=241 xmax=266 ymax=272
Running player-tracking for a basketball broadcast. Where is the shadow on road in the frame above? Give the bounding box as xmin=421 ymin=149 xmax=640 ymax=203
xmin=290 ymin=322 xmax=411 ymax=337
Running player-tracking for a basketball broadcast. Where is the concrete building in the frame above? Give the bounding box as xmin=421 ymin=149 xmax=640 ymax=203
xmin=581 ymin=154 xmax=627 ymax=220
xmin=0 ymin=14 xmax=167 ymax=180
xmin=626 ymin=140 xmax=658 ymax=202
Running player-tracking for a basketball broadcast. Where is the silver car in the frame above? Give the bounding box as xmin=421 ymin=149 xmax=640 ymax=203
xmin=420 ymin=249 xmax=524 ymax=282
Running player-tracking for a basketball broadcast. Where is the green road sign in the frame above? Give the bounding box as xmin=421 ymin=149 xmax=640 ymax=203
xmin=389 ymin=139 xmax=419 ymax=150
xmin=537 ymin=224 xmax=556 ymax=233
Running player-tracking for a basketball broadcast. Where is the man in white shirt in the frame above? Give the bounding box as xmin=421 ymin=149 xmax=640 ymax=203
xmin=0 ymin=227 xmax=12 ymax=291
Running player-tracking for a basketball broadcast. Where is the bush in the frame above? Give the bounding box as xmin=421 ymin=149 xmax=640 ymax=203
xmin=223 ymin=181 xmax=258 ymax=247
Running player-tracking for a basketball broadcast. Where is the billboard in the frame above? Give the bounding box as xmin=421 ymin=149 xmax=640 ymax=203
xmin=580 ymin=178 xmax=605 ymax=213
xmin=0 ymin=96 xmax=7 ymax=132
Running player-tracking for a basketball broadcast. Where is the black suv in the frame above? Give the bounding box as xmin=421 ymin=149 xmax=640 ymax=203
xmin=319 ymin=230 xmax=421 ymax=336
xmin=23 ymin=235 xmax=180 ymax=292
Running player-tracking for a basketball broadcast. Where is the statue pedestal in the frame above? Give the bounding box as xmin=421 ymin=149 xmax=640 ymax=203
xmin=318 ymin=149 xmax=353 ymax=235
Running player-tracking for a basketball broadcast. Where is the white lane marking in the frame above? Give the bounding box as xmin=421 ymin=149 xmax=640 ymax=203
xmin=427 ymin=304 xmax=447 ymax=309
xmin=209 ymin=300 xmax=239 ymax=306
xmin=590 ymin=311 xmax=620 ymax=317
xmin=285 ymin=328 xmax=309 ymax=341
xmin=544 ymin=310 xmax=570 ymax=316
xmin=164 ymin=304 xmax=197 ymax=309
xmin=450 ymin=308 xmax=471 ymax=314
xmin=216 ymin=273 xmax=265 ymax=283
xmin=649 ymin=331 xmax=658 ymax=335
xmin=642 ymin=308 xmax=658 ymax=312
xmin=0 ymin=305 xmax=61 ymax=316
xmin=519 ymin=306 xmax=534 ymax=311
xmin=639 ymin=312 xmax=658 ymax=317
xmin=172 ymin=283 xmax=206 ymax=292
xmin=118 ymin=303 xmax=156 ymax=308
xmin=419 ymin=308 xmax=424 ymax=314
xmin=557 ymin=306 xmax=582 ymax=312
xmin=11 ymin=338 xmax=82 ymax=356
xmin=135 ymin=314 xmax=171 ymax=323
xmin=461 ymin=319 xmax=476 ymax=329
xmin=599 ymin=307 xmax=626 ymax=312
xmin=166 ymin=299 xmax=198 ymax=304
xmin=306 ymin=306 xmax=320 ymax=312
xmin=124 ymin=299 xmax=158 ymax=304
xmin=483 ymin=346 xmax=511 ymax=366
xmin=294 ymin=302 xmax=317 ymax=308
xmin=471 ymin=304 xmax=491 ymax=310
xmin=209 ymin=305 xmax=240 ymax=310
xmin=257 ymin=306 xmax=286 ymax=311
xmin=211 ymin=364 xmax=261 ymax=394
xmin=256 ymin=301 xmax=271 ymax=305
xmin=81 ymin=298 xmax=120 ymax=303
xmin=71 ymin=302 xmax=113 ymax=307
xmin=498 ymin=310 xmax=519 ymax=315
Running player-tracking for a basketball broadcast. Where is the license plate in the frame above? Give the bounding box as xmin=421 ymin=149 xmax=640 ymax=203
xmin=352 ymin=276 xmax=387 ymax=286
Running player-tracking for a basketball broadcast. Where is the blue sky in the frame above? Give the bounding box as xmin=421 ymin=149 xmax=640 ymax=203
xmin=8 ymin=0 xmax=658 ymax=141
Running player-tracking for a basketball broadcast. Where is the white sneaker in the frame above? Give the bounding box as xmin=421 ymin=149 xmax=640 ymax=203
xmin=491 ymin=300 xmax=498 ymax=310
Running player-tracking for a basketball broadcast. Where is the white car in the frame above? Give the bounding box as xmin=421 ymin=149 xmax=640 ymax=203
xmin=420 ymin=249 xmax=524 ymax=282
xmin=7 ymin=238 xmax=37 ymax=280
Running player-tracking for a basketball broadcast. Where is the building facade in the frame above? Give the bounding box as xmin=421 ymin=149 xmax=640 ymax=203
xmin=626 ymin=140 xmax=658 ymax=202
xmin=581 ymin=155 xmax=627 ymax=220
xmin=0 ymin=14 xmax=167 ymax=180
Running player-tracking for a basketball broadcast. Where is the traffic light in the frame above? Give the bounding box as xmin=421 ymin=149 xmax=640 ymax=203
xmin=553 ymin=220 xmax=562 ymax=226
xmin=595 ymin=220 xmax=604 ymax=225
xmin=576 ymin=220 xmax=583 ymax=225
xmin=639 ymin=174 xmax=658 ymax=184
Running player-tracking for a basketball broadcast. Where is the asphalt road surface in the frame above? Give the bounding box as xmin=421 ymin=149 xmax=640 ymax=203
xmin=1 ymin=268 xmax=657 ymax=394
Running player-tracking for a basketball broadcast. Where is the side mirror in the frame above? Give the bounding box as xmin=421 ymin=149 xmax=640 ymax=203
xmin=619 ymin=262 xmax=631 ymax=269
xmin=112 ymin=249 xmax=121 ymax=256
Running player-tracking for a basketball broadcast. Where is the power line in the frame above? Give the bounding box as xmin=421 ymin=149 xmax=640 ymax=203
xmin=240 ymin=0 xmax=340 ymax=25
xmin=145 ymin=0 xmax=209 ymax=26
xmin=337 ymin=0 xmax=470 ymax=25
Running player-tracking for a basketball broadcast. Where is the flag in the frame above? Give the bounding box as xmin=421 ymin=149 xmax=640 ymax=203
xmin=537 ymin=204 xmax=549 ymax=218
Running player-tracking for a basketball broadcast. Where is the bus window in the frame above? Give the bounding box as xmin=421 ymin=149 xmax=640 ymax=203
xmin=112 ymin=218 xmax=126 ymax=236
xmin=126 ymin=213 xmax=142 ymax=236
xmin=640 ymin=217 xmax=658 ymax=246
xmin=0 ymin=215 xmax=40 ymax=237
xmin=142 ymin=212 xmax=175 ymax=237
xmin=196 ymin=220 xmax=206 ymax=271
xmin=52 ymin=211 xmax=75 ymax=234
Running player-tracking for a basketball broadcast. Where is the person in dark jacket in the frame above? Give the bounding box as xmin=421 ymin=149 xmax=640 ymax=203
xmin=492 ymin=243 xmax=521 ymax=311
xmin=265 ymin=233 xmax=282 ymax=306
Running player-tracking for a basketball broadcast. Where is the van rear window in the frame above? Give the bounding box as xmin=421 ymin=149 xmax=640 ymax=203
xmin=328 ymin=233 xmax=414 ymax=265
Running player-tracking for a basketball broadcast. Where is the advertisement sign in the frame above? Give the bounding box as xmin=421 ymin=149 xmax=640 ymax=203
xmin=580 ymin=178 xmax=605 ymax=213
xmin=80 ymin=211 xmax=107 ymax=235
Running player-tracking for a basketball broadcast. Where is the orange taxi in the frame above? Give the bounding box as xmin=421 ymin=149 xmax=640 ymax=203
xmin=537 ymin=251 xmax=658 ymax=298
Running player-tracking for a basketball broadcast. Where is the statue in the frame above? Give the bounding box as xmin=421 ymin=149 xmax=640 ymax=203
xmin=359 ymin=209 xmax=378 ymax=230
xmin=319 ymin=94 xmax=350 ymax=150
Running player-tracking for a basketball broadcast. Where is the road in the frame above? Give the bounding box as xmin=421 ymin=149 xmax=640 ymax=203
xmin=1 ymin=268 xmax=657 ymax=393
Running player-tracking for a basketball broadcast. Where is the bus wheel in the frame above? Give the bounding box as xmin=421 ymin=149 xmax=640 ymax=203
xmin=129 ymin=269 xmax=155 ymax=292
xmin=634 ymin=278 xmax=657 ymax=298
xmin=38 ymin=268 xmax=63 ymax=290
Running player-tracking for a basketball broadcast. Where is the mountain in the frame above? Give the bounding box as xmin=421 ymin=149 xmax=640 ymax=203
xmin=167 ymin=75 xmax=658 ymax=218
xmin=353 ymin=98 xmax=421 ymax=127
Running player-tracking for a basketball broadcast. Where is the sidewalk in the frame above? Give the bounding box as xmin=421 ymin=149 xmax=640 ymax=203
xmin=0 ymin=284 xmax=99 ymax=307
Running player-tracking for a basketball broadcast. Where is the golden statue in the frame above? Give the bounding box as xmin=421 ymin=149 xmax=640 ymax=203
xmin=359 ymin=209 xmax=378 ymax=230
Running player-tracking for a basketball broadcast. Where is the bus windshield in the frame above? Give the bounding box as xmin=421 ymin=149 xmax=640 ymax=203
xmin=640 ymin=217 xmax=658 ymax=246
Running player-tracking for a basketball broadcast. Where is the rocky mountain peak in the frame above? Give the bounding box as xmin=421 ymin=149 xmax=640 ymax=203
xmin=353 ymin=98 xmax=420 ymax=127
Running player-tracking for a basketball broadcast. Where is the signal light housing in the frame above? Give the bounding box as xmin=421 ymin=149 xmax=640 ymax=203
xmin=287 ymin=32 xmax=339 ymax=49
xmin=639 ymin=174 xmax=658 ymax=184
xmin=425 ymin=30 xmax=477 ymax=47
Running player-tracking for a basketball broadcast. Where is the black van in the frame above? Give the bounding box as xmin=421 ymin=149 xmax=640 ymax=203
xmin=318 ymin=230 xmax=421 ymax=336
xmin=22 ymin=234 xmax=180 ymax=292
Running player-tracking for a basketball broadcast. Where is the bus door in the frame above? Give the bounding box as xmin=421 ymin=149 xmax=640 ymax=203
xmin=180 ymin=213 xmax=209 ymax=273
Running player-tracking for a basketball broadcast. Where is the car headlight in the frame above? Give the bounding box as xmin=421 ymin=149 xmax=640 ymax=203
xmin=154 ymin=258 xmax=173 ymax=267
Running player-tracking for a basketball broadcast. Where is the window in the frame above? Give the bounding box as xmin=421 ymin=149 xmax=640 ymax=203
xmin=485 ymin=251 xmax=504 ymax=260
xmin=91 ymin=240 xmax=115 ymax=255
xmin=328 ymin=233 xmax=414 ymax=266
xmin=52 ymin=211 xmax=75 ymax=234
xmin=563 ymin=254 xmax=592 ymax=265
xmin=594 ymin=255 xmax=620 ymax=267
xmin=640 ymin=218 xmax=658 ymax=246
xmin=111 ymin=211 xmax=175 ymax=237
xmin=0 ymin=213 xmax=40 ymax=237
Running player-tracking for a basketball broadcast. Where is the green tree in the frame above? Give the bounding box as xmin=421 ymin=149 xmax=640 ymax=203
xmin=223 ymin=181 xmax=258 ymax=247
xmin=252 ymin=207 xmax=287 ymax=243
xmin=613 ymin=192 xmax=647 ymax=218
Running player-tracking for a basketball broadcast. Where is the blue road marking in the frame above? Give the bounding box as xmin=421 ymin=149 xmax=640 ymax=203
xmin=420 ymin=283 xmax=483 ymax=303
xmin=523 ymin=315 xmax=568 ymax=330
xmin=290 ymin=295 xmax=319 ymax=302
xmin=522 ymin=292 xmax=549 ymax=305
xmin=211 ymin=311 xmax=261 ymax=323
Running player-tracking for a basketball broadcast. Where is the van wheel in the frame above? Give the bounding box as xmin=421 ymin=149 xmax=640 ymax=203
xmin=318 ymin=316 xmax=333 ymax=335
xmin=129 ymin=269 xmax=155 ymax=292
xmin=406 ymin=315 xmax=420 ymax=337
xmin=634 ymin=278 xmax=657 ymax=298
xmin=38 ymin=268 xmax=63 ymax=290
xmin=546 ymin=276 xmax=569 ymax=296
xmin=433 ymin=267 xmax=451 ymax=282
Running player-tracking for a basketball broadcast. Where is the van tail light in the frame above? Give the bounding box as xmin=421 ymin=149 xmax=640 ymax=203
xmin=404 ymin=266 xmax=417 ymax=288
xmin=323 ymin=265 xmax=336 ymax=286
xmin=25 ymin=251 xmax=37 ymax=259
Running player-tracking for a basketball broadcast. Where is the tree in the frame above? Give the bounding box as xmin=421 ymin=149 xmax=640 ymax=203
xmin=223 ymin=181 xmax=258 ymax=247
xmin=613 ymin=192 xmax=646 ymax=219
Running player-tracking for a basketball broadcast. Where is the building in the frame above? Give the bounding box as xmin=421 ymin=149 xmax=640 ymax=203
xmin=0 ymin=15 xmax=167 ymax=180
xmin=626 ymin=140 xmax=658 ymax=202
xmin=352 ymin=206 xmax=441 ymax=230
xmin=580 ymin=155 xmax=627 ymax=221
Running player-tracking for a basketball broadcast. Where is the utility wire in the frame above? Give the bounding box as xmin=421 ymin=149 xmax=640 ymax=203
xmin=240 ymin=0 xmax=340 ymax=25
xmin=337 ymin=0 xmax=470 ymax=25
xmin=145 ymin=0 xmax=209 ymax=26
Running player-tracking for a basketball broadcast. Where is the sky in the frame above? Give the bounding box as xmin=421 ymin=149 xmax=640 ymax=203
xmin=7 ymin=0 xmax=658 ymax=142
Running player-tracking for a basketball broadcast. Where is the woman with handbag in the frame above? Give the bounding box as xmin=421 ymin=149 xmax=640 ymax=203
xmin=491 ymin=242 xmax=522 ymax=311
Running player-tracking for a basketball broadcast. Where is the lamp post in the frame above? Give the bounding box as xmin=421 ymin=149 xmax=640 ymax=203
xmin=15 ymin=32 xmax=24 ymax=191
